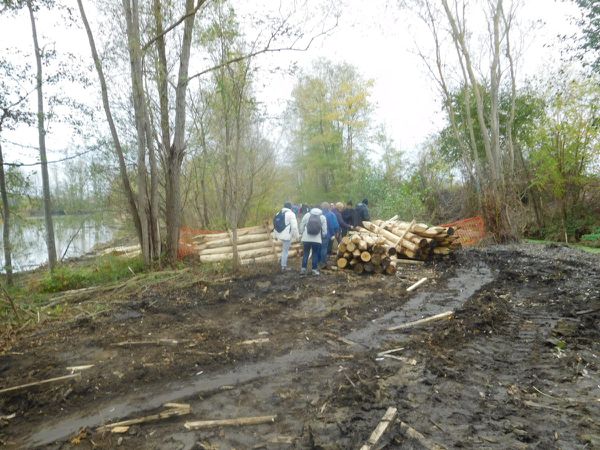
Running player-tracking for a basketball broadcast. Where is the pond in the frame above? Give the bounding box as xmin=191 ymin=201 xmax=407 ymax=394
xmin=0 ymin=214 xmax=122 ymax=272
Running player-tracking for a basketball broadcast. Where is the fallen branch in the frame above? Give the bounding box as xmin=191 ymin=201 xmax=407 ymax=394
xmin=377 ymin=347 xmax=405 ymax=357
xmin=387 ymin=311 xmax=454 ymax=331
xmin=398 ymin=421 xmax=446 ymax=450
xmin=406 ymin=277 xmax=428 ymax=292
xmin=359 ymin=406 xmax=397 ymax=450
xmin=184 ymin=415 xmax=277 ymax=430
xmin=66 ymin=365 xmax=94 ymax=372
xmin=239 ymin=338 xmax=270 ymax=345
xmin=112 ymin=338 xmax=188 ymax=347
xmin=0 ymin=373 xmax=81 ymax=395
xmin=97 ymin=404 xmax=191 ymax=432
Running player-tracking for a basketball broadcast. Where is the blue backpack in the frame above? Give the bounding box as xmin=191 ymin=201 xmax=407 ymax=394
xmin=273 ymin=210 xmax=287 ymax=233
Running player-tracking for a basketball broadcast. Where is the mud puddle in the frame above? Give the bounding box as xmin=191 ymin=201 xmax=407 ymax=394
xmin=346 ymin=261 xmax=495 ymax=348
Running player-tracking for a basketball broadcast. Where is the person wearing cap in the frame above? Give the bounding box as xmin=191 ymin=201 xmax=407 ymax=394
xmin=356 ymin=198 xmax=370 ymax=228
xmin=273 ymin=202 xmax=299 ymax=271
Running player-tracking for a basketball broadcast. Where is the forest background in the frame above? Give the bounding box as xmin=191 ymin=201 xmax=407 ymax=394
xmin=0 ymin=0 xmax=599 ymax=284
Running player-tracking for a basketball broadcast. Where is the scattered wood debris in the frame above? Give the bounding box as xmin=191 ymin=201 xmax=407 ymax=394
xmin=0 ymin=373 xmax=81 ymax=395
xmin=359 ymin=406 xmax=397 ymax=450
xmin=184 ymin=414 xmax=277 ymax=430
xmin=387 ymin=311 xmax=454 ymax=331
xmin=398 ymin=420 xmax=447 ymax=450
xmin=239 ymin=338 xmax=270 ymax=345
xmin=406 ymin=277 xmax=428 ymax=292
xmin=96 ymin=403 xmax=191 ymax=433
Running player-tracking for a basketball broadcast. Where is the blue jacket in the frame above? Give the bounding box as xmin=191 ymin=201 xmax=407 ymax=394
xmin=323 ymin=209 xmax=340 ymax=238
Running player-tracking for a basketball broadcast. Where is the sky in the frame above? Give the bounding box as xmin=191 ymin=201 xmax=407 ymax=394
xmin=0 ymin=0 xmax=583 ymax=171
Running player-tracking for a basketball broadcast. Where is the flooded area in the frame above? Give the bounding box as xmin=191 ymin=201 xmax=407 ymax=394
xmin=0 ymin=215 xmax=120 ymax=272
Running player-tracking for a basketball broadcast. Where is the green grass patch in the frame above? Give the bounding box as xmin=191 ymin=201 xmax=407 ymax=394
xmin=35 ymin=255 xmax=146 ymax=293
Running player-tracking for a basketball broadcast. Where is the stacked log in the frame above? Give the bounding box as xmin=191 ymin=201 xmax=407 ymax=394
xmin=189 ymin=224 xmax=301 ymax=265
xmin=336 ymin=233 xmax=398 ymax=275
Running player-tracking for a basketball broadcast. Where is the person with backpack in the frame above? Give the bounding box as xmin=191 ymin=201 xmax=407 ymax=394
xmin=273 ymin=202 xmax=299 ymax=271
xmin=320 ymin=202 xmax=340 ymax=266
xmin=356 ymin=198 xmax=371 ymax=227
xmin=298 ymin=205 xmax=327 ymax=275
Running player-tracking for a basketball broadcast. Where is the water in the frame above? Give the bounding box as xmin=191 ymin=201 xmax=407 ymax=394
xmin=0 ymin=215 xmax=119 ymax=272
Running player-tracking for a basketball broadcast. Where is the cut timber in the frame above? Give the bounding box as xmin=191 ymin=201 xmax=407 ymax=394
xmin=359 ymin=406 xmax=397 ymax=450
xmin=337 ymin=258 xmax=348 ymax=269
xmin=387 ymin=311 xmax=454 ymax=331
xmin=364 ymin=262 xmax=375 ymax=273
xmin=184 ymin=415 xmax=277 ymax=430
xmin=377 ymin=347 xmax=404 ymax=357
xmin=193 ymin=225 xmax=267 ymax=242
xmin=360 ymin=251 xmax=372 ymax=263
xmin=239 ymin=338 xmax=270 ymax=345
xmin=66 ymin=365 xmax=94 ymax=372
xmin=385 ymin=264 xmax=397 ymax=275
xmin=358 ymin=240 xmax=368 ymax=251
xmin=371 ymin=253 xmax=382 ymax=266
xmin=363 ymin=222 xmax=419 ymax=253
xmin=0 ymin=373 xmax=81 ymax=395
xmin=398 ymin=421 xmax=447 ymax=450
xmin=395 ymin=258 xmax=424 ymax=265
xmin=198 ymin=239 xmax=282 ymax=255
xmin=406 ymin=277 xmax=427 ymax=292
xmin=240 ymin=249 xmax=299 ymax=265
xmin=337 ymin=243 xmax=347 ymax=253
xmin=353 ymin=249 xmax=361 ymax=258
xmin=373 ymin=264 xmax=384 ymax=274
xmin=353 ymin=262 xmax=364 ymax=274
xmin=197 ymin=232 xmax=271 ymax=250
xmin=346 ymin=242 xmax=356 ymax=252
xmin=112 ymin=338 xmax=187 ymax=347
xmin=97 ymin=404 xmax=191 ymax=432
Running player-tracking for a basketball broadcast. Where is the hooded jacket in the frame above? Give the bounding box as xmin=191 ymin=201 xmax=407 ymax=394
xmin=299 ymin=208 xmax=328 ymax=244
xmin=274 ymin=207 xmax=299 ymax=241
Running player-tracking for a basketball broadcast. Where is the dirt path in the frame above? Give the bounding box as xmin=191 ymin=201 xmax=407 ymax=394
xmin=1 ymin=244 xmax=598 ymax=449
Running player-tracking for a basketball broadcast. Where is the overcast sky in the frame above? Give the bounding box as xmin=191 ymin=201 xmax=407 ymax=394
xmin=0 ymin=0 xmax=582 ymax=170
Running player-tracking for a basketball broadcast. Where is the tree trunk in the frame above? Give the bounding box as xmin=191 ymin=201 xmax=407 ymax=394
xmin=123 ymin=0 xmax=151 ymax=265
xmin=76 ymin=0 xmax=143 ymax=246
xmin=0 ymin=141 xmax=13 ymax=285
xmin=165 ymin=0 xmax=199 ymax=265
xmin=27 ymin=0 xmax=57 ymax=271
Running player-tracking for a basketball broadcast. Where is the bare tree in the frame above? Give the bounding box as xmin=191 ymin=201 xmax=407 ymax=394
xmin=26 ymin=0 xmax=58 ymax=270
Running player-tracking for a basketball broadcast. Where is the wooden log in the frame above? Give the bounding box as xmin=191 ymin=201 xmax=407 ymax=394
xmin=346 ymin=242 xmax=356 ymax=252
xmin=387 ymin=247 xmax=397 ymax=257
xmin=196 ymin=232 xmax=272 ymax=250
xmin=359 ymin=407 xmax=397 ymax=450
xmin=240 ymin=249 xmax=299 ymax=265
xmin=341 ymin=236 xmax=352 ymax=245
xmin=371 ymin=253 xmax=382 ymax=266
xmin=360 ymin=251 xmax=372 ymax=263
xmin=199 ymin=246 xmax=276 ymax=262
xmin=387 ymin=311 xmax=454 ymax=331
xmin=343 ymin=251 xmax=352 ymax=259
xmin=363 ymin=222 xmax=420 ymax=253
xmin=353 ymin=262 xmax=364 ymax=274
xmin=351 ymin=234 xmax=362 ymax=244
xmin=385 ymin=263 xmax=397 ymax=275
xmin=97 ymin=404 xmax=191 ymax=432
xmin=373 ymin=264 xmax=384 ymax=274
xmin=0 ymin=373 xmax=81 ymax=395
xmin=338 ymin=243 xmax=347 ymax=253
xmin=198 ymin=239 xmax=282 ymax=256
xmin=433 ymin=247 xmax=451 ymax=255
xmin=407 ymin=277 xmax=428 ymax=292
xmin=337 ymin=258 xmax=348 ymax=269
xmin=353 ymin=249 xmax=361 ymax=258
xmin=184 ymin=415 xmax=277 ymax=430
xmin=193 ymin=225 xmax=268 ymax=242
xmin=364 ymin=262 xmax=375 ymax=273
xmin=398 ymin=421 xmax=447 ymax=450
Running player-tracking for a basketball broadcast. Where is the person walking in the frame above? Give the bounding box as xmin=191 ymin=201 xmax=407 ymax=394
xmin=320 ymin=202 xmax=340 ymax=267
xmin=334 ymin=202 xmax=352 ymax=237
xmin=273 ymin=202 xmax=299 ymax=271
xmin=341 ymin=200 xmax=358 ymax=235
xmin=298 ymin=205 xmax=327 ymax=275
xmin=356 ymin=198 xmax=371 ymax=227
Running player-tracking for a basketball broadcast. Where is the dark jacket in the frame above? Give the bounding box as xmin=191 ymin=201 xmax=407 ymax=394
xmin=333 ymin=209 xmax=351 ymax=233
xmin=356 ymin=203 xmax=370 ymax=227
xmin=341 ymin=208 xmax=357 ymax=227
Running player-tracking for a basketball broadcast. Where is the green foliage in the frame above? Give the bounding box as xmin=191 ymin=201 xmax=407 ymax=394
xmin=35 ymin=255 xmax=145 ymax=293
xmin=574 ymin=0 xmax=600 ymax=73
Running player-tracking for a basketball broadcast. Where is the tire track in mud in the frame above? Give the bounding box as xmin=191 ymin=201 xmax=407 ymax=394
xmin=23 ymin=263 xmax=497 ymax=448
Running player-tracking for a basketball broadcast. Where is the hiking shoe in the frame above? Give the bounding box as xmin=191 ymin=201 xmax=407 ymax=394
xmin=312 ymin=269 xmax=320 ymax=276
xmin=281 ymin=266 xmax=288 ymax=272
xmin=300 ymin=268 xmax=307 ymax=275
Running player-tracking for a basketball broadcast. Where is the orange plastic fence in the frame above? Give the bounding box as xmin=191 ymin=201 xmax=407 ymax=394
xmin=178 ymin=226 xmax=224 ymax=259
xmin=440 ymin=216 xmax=486 ymax=246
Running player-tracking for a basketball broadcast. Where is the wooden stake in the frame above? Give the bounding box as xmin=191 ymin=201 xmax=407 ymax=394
xmin=406 ymin=277 xmax=427 ymax=292
xmin=97 ymin=404 xmax=191 ymax=432
xmin=184 ymin=415 xmax=277 ymax=430
xmin=398 ymin=421 xmax=447 ymax=450
xmin=0 ymin=373 xmax=81 ymax=395
xmin=387 ymin=311 xmax=454 ymax=331
xmin=359 ymin=406 xmax=397 ymax=450
xmin=377 ymin=347 xmax=405 ymax=357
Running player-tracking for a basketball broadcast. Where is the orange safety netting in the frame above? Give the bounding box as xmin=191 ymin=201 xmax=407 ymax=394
xmin=178 ymin=226 xmax=224 ymax=259
xmin=440 ymin=216 xmax=486 ymax=246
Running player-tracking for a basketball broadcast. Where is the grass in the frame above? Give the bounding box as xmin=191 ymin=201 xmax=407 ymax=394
xmin=524 ymin=239 xmax=600 ymax=255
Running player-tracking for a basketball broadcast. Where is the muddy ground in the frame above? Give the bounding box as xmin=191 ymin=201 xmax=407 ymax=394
xmin=0 ymin=244 xmax=598 ymax=449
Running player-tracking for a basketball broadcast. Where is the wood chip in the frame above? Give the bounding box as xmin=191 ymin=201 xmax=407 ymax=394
xmin=184 ymin=415 xmax=277 ymax=430
xmin=359 ymin=407 xmax=397 ymax=450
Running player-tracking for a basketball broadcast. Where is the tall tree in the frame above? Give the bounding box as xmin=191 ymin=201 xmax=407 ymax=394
xmin=26 ymin=0 xmax=57 ymax=270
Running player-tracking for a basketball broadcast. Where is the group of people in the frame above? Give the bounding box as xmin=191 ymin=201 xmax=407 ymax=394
xmin=273 ymin=199 xmax=370 ymax=275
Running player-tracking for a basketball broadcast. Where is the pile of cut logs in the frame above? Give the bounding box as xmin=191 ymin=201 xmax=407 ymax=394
xmin=337 ymin=217 xmax=459 ymax=274
xmin=191 ymin=224 xmax=301 ymax=265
